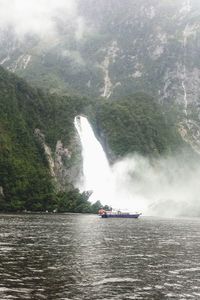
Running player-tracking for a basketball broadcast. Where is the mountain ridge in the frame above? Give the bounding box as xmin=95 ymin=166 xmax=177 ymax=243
xmin=0 ymin=65 xmax=186 ymax=211
xmin=0 ymin=0 xmax=200 ymax=213
xmin=1 ymin=0 xmax=200 ymax=153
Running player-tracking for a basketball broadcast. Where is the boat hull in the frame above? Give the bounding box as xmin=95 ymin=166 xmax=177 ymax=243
xmin=101 ymin=214 xmax=141 ymax=219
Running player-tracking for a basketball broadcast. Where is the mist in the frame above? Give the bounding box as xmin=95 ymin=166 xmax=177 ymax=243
xmin=111 ymin=152 xmax=200 ymax=217
xmin=75 ymin=116 xmax=200 ymax=218
xmin=0 ymin=0 xmax=86 ymax=39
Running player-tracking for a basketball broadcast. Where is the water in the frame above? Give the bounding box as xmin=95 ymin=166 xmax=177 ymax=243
xmin=74 ymin=116 xmax=142 ymax=212
xmin=0 ymin=214 xmax=200 ymax=299
xmin=74 ymin=116 xmax=200 ymax=216
xmin=74 ymin=116 xmax=114 ymax=204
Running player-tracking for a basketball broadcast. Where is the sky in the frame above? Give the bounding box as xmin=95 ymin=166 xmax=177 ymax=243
xmin=0 ymin=0 xmax=85 ymax=39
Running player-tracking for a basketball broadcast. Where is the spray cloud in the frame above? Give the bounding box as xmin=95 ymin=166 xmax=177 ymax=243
xmin=75 ymin=116 xmax=200 ymax=217
xmin=112 ymin=153 xmax=200 ymax=217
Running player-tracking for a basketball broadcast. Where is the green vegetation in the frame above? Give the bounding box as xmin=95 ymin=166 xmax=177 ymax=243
xmin=0 ymin=67 xmax=187 ymax=213
xmin=93 ymin=93 xmax=184 ymax=158
xmin=0 ymin=66 xmax=98 ymax=213
xmin=55 ymin=190 xmax=108 ymax=213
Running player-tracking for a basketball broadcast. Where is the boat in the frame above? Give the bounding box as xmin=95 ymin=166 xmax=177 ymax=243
xmin=98 ymin=209 xmax=141 ymax=219
xmin=101 ymin=213 xmax=141 ymax=218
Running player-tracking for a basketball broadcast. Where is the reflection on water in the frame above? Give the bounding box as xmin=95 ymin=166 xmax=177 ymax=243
xmin=0 ymin=214 xmax=200 ymax=299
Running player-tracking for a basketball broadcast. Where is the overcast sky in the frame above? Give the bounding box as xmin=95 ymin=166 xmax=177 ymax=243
xmin=0 ymin=0 xmax=85 ymax=38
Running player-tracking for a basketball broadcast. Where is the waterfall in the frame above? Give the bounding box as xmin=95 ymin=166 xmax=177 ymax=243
xmin=74 ymin=115 xmax=200 ymax=217
xmin=74 ymin=115 xmax=114 ymax=204
xmin=74 ymin=115 xmax=146 ymax=212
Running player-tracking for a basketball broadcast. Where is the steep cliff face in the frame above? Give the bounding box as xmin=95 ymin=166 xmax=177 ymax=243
xmin=1 ymin=1 xmax=199 ymax=101
xmin=0 ymin=65 xmax=185 ymax=211
xmin=84 ymin=0 xmax=200 ymax=152
xmin=0 ymin=66 xmax=85 ymax=210
xmin=0 ymin=0 xmax=200 ymax=153
xmin=0 ymin=1 xmax=199 ymax=161
xmin=0 ymin=1 xmax=199 ymax=100
xmin=34 ymin=129 xmax=82 ymax=191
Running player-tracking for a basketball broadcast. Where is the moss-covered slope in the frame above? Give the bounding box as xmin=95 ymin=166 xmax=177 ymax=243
xmin=93 ymin=94 xmax=185 ymax=159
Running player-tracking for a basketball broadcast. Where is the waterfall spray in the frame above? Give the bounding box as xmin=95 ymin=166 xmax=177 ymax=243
xmin=74 ymin=115 xmax=200 ymax=217
xmin=74 ymin=115 xmax=147 ymax=212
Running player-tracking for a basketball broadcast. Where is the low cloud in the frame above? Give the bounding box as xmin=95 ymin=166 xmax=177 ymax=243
xmin=0 ymin=0 xmax=86 ymax=39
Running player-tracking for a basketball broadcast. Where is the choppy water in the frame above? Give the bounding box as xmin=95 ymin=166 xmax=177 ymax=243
xmin=0 ymin=214 xmax=200 ymax=299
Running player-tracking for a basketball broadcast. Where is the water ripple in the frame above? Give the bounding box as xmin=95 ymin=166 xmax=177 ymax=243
xmin=0 ymin=214 xmax=200 ymax=299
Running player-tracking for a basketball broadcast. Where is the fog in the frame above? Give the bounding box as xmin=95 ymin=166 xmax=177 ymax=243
xmin=111 ymin=152 xmax=200 ymax=217
xmin=0 ymin=0 xmax=86 ymax=39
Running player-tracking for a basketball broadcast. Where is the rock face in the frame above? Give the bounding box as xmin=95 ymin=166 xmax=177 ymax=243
xmin=0 ymin=186 xmax=4 ymax=198
xmin=54 ymin=139 xmax=83 ymax=191
xmin=0 ymin=186 xmax=5 ymax=207
xmin=0 ymin=0 xmax=200 ymax=151
xmin=34 ymin=129 xmax=82 ymax=192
